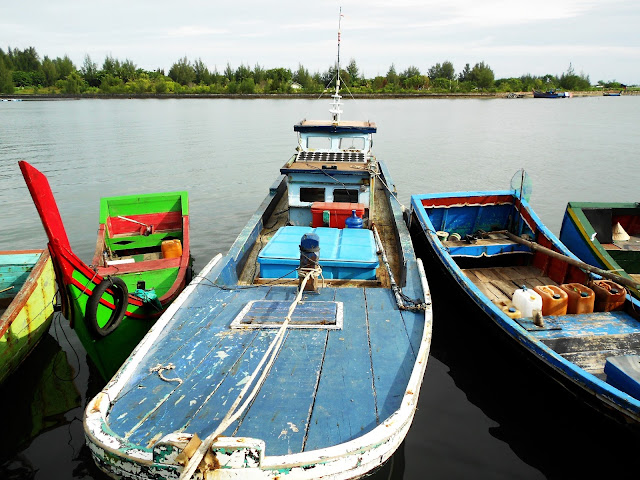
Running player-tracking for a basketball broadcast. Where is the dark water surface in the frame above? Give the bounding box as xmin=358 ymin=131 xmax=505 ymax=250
xmin=1 ymin=97 xmax=639 ymax=479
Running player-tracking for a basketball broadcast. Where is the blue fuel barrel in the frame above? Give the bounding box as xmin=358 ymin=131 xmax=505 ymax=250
xmin=345 ymin=210 xmax=363 ymax=229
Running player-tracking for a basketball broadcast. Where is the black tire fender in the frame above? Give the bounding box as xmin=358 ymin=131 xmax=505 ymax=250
xmin=86 ymin=277 xmax=128 ymax=338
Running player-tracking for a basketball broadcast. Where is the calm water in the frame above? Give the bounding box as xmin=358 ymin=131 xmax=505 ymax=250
xmin=1 ymin=97 xmax=639 ymax=479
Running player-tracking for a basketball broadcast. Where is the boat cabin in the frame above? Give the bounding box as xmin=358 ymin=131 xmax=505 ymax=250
xmin=282 ymin=119 xmax=377 ymax=227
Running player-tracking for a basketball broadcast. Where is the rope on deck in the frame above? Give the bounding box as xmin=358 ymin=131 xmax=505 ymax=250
xmin=178 ymin=267 xmax=320 ymax=479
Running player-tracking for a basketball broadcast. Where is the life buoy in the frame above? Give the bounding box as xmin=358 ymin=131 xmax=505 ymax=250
xmin=85 ymin=277 xmax=128 ymax=337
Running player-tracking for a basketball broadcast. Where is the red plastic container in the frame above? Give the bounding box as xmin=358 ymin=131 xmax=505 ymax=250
xmin=591 ymin=280 xmax=626 ymax=312
xmin=311 ymin=202 xmax=365 ymax=228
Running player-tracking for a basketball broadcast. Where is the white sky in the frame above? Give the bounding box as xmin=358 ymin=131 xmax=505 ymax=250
xmin=1 ymin=0 xmax=639 ymax=84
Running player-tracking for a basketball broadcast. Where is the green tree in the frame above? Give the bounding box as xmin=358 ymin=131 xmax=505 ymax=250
xmin=168 ymin=57 xmax=195 ymax=85
xmin=102 ymin=55 xmax=118 ymax=76
xmin=54 ymin=55 xmax=75 ymax=79
xmin=9 ymin=46 xmax=40 ymax=71
xmin=458 ymin=63 xmax=471 ymax=82
xmin=469 ymin=61 xmax=494 ymax=90
xmin=428 ymin=61 xmax=454 ymax=81
xmin=41 ymin=56 xmax=58 ymax=86
xmin=0 ymin=57 xmax=14 ymax=94
xmin=559 ymin=63 xmax=590 ymax=90
xmin=386 ymin=64 xmax=398 ymax=87
xmin=293 ymin=64 xmax=312 ymax=89
xmin=63 ymin=71 xmax=85 ymax=94
xmin=346 ymin=59 xmax=359 ymax=85
xmin=118 ymin=59 xmax=137 ymax=83
xmin=193 ymin=58 xmax=212 ymax=84
xmin=81 ymin=55 xmax=101 ymax=87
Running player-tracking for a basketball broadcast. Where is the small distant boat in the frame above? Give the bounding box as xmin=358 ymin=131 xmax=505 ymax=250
xmin=561 ymin=202 xmax=640 ymax=299
xmin=603 ymin=91 xmax=623 ymax=96
xmin=532 ymin=89 xmax=571 ymax=98
xmin=83 ymin=12 xmax=432 ymax=479
xmin=409 ymin=189 xmax=640 ymax=427
xmin=0 ymin=249 xmax=56 ymax=384
xmin=20 ymin=161 xmax=191 ymax=380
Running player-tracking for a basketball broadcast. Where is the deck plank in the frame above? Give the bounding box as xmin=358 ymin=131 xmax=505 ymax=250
xmin=305 ymin=287 xmax=378 ymax=451
xmin=109 ymin=287 xmax=270 ymax=439
xmin=365 ymin=287 xmax=415 ymax=423
xmin=232 ymin=328 xmax=329 ymax=456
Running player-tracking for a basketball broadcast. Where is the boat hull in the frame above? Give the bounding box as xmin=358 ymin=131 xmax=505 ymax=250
xmin=20 ymin=161 xmax=191 ymax=380
xmin=84 ymin=162 xmax=432 ymax=479
xmin=560 ymin=202 xmax=640 ymax=299
xmin=410 ymin=191 xmax=640 ymax=428
xmin=0 ymin=250 xmax=56 ymax=384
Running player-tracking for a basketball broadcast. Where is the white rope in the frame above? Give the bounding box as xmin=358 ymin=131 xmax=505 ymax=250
xmin=150 ymin=363 xmax=183 ymax=385
xmin=178 ymin=268 xmax=318 ymax=479
xmin=117 ymin=215 xmax=149 ymax=227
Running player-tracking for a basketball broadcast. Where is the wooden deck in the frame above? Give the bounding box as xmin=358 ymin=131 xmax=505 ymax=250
xmin=462 ymin=265 xmax=556 ymax=305
xmin=105 ymin=283 xmax=419 ymax=456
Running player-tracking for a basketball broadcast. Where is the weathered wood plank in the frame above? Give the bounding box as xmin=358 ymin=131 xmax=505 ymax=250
xmin=232 ymin=328 xmax=329 ymax=456
xmin=365 ymin=287 xmax=414 ymax=423
xmin=305 ymin=287 xmax=377 ymax=451
xmin=109 ymin=287 xmax=268 ymax=438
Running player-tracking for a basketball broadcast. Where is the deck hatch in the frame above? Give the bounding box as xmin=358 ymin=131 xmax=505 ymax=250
xmin=231 ymin=300 xmax=343 ymax=330
xmin=297 ymin=151 xmax=366 ymax=163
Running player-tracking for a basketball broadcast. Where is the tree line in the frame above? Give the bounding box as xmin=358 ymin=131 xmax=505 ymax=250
xmin=0 ymin=46 xmax=626 ymax=96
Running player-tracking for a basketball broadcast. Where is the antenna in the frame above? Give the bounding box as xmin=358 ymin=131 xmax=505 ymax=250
xmin=330 ymin=7 xmax=343 ymax=124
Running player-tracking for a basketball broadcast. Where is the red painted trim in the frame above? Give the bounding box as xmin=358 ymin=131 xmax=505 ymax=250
xmin=107 ymin=211 xmax=182 ymax=236
xmin=421 ymin=194 xmax=513 ymax=208
xmin=97 ymin=257 xmax=181 ymax=276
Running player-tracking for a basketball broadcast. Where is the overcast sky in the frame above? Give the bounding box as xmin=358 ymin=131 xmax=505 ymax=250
xmin=1 ymin=0 xmax=639 ymax=84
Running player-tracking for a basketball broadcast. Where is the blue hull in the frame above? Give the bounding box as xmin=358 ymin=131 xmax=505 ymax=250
xmin=410 ymin=191 xmax=640 ymax=428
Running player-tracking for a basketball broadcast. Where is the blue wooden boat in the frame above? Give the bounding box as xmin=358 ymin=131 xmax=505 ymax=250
xmin=532 ymin=89 xmax=571 ymax=98
xmin=603 ymin=91 xmax=623 ymax=96
xmin=84 ymin=24 xmax=432 ymax=479
xmin=409 ymin=190 xmax=640 ymax=428
xmin=560 ymin=201 xmax=640 ymax=299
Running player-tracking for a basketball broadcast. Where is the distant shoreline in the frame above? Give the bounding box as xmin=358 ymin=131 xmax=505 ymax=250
xmin=1 ymin=91 xmax=636 ymax=100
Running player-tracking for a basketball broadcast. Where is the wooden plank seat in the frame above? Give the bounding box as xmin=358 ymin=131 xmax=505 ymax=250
xmin=462 ymin=265 xmax=557 ymax=304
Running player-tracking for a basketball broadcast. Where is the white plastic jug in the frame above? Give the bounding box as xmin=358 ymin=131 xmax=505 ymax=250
xmin=512 ymin=286 xmax=543 ymax=318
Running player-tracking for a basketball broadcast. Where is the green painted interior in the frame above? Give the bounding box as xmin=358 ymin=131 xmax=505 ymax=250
xmin=107 ymin=231 xmax=184 ymax=252
xmin=99 ymin=192 xmax=188 ymax=223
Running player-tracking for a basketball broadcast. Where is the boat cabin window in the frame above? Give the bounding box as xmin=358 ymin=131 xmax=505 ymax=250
xmin=300 ymin=187 xmax=325 ymax=203
xmin=339 ymin=137 xmax=365 ymax=150
xmin=307 ymin=137 xmax=331 ymax=150
xmin=333 ymin=189 xmax=359 ymax=203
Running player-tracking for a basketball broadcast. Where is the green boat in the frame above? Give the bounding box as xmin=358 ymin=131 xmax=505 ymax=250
xmin=560 ymin=201 xmax=640 ymax=298
xmin=0 ymin=249 xmax=57 ymax=384
xmin=20 ymin=161 xmax=192 ymax=380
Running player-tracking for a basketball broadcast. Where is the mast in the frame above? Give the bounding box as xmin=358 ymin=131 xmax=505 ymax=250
xmin=330 ymin=7 xmax=343 ymax=124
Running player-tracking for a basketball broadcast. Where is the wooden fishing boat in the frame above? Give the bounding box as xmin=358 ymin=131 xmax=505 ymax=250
xmin=0 ymin=249 xmax=56 ymax=384
xmin=561 ymin=201 xmax=640 ymax=299
xmin=83 ymin=18 xmax=432 ymax=479
xmin=409 ymin=190 xmax=640 ymax=427
xmin=20 ymin=161 xmax=191 ymax=380
xmin=603 ymin=91 xmax=623 ymax=96
xmin=532 ymin=89 xmax=571 ymax=98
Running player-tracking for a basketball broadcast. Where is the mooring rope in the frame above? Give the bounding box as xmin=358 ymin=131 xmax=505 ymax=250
xmin=178 ymin=268 xmax=319 ymax=479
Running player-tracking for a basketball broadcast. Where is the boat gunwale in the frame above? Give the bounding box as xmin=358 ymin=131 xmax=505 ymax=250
xmin=410 ymin=190 xmax=640 ymax=421
xmin=0 ymin=249 xmax=52 ymax=336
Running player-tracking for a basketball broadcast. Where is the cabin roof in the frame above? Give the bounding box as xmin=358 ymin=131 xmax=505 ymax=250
xmin=294 ymin=119 xmax=377 ymax=134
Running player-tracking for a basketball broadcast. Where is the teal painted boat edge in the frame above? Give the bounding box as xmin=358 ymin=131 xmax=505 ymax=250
xmin=0 ymin=250 xmax=56 ymax=384
xmin=409 ymin=192 xmax=640 ymax=424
